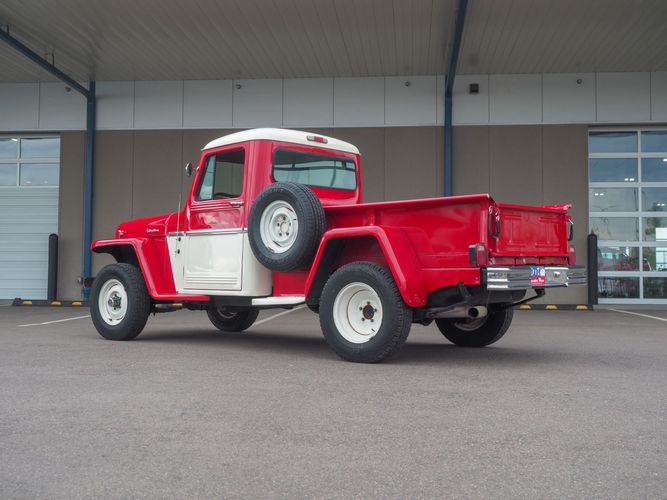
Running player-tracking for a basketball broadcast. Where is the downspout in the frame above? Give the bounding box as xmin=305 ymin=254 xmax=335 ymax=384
xmin=444 ymin=0 xmax=469 ymax=196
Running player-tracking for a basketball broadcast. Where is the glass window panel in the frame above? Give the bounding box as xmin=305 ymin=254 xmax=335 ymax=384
xmin=20 ymin=137 xmax=60 ymax=158
xmin=273 ymin=149 xmax=357 ymax=190
xmin=643 ymin=217 xmax=667 ymax=241
xmin=589 ymin=188 xmax=638 ymax=212
xmin=0 ymin=138 xmax=18 ymax=158
xmin=642 ymin=247 xmax=667 ymax=272
xmin=642 ymin=188 xmax=667 ymax=212
xmin=598 ymin=277 xmax=639 ymax=299
xmin=589 ymin=132 xmax=637 ymax=153
xmin=597 ymin=246 xmax=639 ymax=271
xmin=0 ymin=164 xmax=17 ymax=186
xmin=197 ymin=149 xmax=245 ymax=201
xmin=641 ymin=131 xmax=667 ymax=153
xmin=588 ymin=158 xmax=637 ymax=182
xmin=590 ymin=217 xmax=638 ymax=241
xmin=641 ymin=157 xmax=667 ymax=182
xmin=644 ymin=277 xmax=667 ymax=298
xmin=19 ymin=163 xmax=59 ymax=186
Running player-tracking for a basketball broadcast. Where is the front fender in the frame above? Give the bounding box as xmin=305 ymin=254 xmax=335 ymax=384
xmin=305 ymin=226 xmax=427 ymax=308
xmin=92 ymin=238 xmax=167 ymax=298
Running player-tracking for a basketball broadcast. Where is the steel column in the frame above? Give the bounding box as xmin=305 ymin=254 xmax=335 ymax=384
xmin=82 ymin=82 xmax=96 ymax=299
xmin=0 ymin=27 xmax=95 ymax=299
xmin=443 ymin=0 xmax=469 ymax=196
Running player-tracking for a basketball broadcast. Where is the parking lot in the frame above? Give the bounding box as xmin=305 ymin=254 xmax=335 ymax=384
xmin=0 ymin=303 xmax=665 ymax=499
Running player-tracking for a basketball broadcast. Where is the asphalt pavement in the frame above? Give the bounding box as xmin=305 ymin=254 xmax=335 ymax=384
xmin=0 ymin=304 xmax=665 ymax=499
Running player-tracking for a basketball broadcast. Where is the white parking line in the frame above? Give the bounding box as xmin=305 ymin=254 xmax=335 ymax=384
xmin=251 ymin=305 xmax=307 ymax=328
xmin=19 ymin=315 xmax=91 ymax=327
xmin=608 ymin=308 xmax=667 ymax=323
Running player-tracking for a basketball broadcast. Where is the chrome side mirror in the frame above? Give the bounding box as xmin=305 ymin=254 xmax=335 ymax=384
xmin=184 ymin=162 xmax=194 ymax=177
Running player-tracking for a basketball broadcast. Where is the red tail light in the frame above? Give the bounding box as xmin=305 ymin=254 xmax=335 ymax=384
xmin=306 ymin=135 xmax=328 ymax=144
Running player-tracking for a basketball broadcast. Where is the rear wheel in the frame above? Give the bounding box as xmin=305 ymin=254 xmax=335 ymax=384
xmin=90 ymin=263 xmax=151 ymax=341
xmin=207 ymin=306 xmax=259 ymax=332
xmin=320 ymin=262 xmax=412 ymax=363
xmin=435 ymin=308 xmax=514 ymax=347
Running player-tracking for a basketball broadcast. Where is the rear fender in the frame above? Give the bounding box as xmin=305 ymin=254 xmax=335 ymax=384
xmin=305 ymin=227 xmax=427 ymax=308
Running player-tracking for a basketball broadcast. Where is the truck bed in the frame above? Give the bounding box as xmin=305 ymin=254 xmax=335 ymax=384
xmin=323 ymin=194 xmax=572 ymax=269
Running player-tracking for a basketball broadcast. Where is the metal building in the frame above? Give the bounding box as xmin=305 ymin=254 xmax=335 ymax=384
xmin=1 ymin=0 xmax=666 ymax=304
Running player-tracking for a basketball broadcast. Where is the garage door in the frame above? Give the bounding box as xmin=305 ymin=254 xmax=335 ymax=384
xmin=0 ymin=137 xmax=60 ymax=300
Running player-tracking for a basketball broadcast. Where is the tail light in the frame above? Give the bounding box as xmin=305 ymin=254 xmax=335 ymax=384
xmin=469 ymin=243 xmax=488 ymax=266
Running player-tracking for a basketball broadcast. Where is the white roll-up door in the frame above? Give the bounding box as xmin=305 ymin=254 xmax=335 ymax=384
xmin=0 ymin=136 xmax=60 ymax=300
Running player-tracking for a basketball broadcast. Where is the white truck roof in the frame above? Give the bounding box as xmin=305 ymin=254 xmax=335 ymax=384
xmin=203 ymin=128 xmax=360 ymax=155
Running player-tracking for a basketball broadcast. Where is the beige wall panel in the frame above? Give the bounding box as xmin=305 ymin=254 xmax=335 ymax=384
xmin=540 ymin=125 xmax=589 ymax=304
xmin=132 ymin=131 xmax=183 ymax=218
xmin=384 ymin=127 xmax=439 ymax=201
xmin=452 ymin=126 xmax=490 ymax=195
xmin=91 ymin=131 xmax=134 ymax=274
xmin=435 ymin=127 xmax=444 ymax=198
xmin=334 ymin=128 xmax=386 ymax=202
xmin=58 ymin=132 xmax=85 ymax=299
xmin=489 ymin=126 xmax=542 ymax=205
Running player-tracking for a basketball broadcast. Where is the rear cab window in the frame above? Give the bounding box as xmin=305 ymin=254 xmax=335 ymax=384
xmin=272 ymin=148 xmax=357 ymax=191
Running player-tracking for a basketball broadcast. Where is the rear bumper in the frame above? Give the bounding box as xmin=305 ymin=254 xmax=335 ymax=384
xmin=483 ymin=266 xmax=586 ymax=290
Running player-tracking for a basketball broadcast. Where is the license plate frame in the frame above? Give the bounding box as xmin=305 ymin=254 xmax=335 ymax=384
xmin=530 ymin=265 xmax=546 ymax=286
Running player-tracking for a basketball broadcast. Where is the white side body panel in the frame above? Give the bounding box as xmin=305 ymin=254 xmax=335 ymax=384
xmin=167 ymin=231 xmax=272 ymax=296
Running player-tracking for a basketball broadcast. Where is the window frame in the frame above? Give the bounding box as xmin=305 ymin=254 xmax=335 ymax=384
xmin=589 ymin=127 xmax=667 ymax=304
xmin=195 ymin=147 xmax=246 ymax=202
xmin=271 ymin=147 xmax=358 ymax=192
xmin=0 ymin=135 xmax=60 ymax=189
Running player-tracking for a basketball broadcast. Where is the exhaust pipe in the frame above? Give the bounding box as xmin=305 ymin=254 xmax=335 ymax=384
xmin=428 ymin=305 xmax=488 ymax=319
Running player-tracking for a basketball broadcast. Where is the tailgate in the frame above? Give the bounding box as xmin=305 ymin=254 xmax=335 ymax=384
xmin=489 ymin=202 xmax=570 ymax=258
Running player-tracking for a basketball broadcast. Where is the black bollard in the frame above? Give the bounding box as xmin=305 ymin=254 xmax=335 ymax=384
xmin=47 ymin=233 xmax=58 ymax=301
xmin=587 ymin=231 xmax=598 ymax=306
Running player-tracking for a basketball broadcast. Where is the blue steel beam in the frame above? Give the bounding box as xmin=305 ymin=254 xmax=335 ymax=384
xmin=0 ymin=27 xmax=90 ymax=98
xmin=444 ymin=0 xmax=469 ymax=196
xmin=0 ymin=26 xmax=96 ymax=298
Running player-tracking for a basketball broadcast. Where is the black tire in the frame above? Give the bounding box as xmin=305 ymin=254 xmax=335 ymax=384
xmin=90 ymin=263 xmax=151 ymax=341
xmin=435 ymin=308 xmax=514 ymax=347
xmin=319 ymin=262 xmax=413 ymax=363
xmin=207 ymin=306 xmax=259 ymax=332
xmin=248 ymin=182 xmax=326 ymax=272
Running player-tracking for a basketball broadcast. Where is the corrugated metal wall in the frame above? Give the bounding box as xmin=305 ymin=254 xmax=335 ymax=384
xmin=0 ymin=188 xmax=58 ymax=299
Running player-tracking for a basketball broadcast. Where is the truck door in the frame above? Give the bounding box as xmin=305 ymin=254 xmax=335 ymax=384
xmin=182 ymin=148 xmax=247 ymax=292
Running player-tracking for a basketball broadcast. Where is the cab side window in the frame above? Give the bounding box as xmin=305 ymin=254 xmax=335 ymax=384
xmin=197 ymin=148 xmax=245 ymax=200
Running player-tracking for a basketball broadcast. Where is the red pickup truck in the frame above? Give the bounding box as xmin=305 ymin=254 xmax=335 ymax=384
xmin=90 ymin=128 xmax=585 ymax=363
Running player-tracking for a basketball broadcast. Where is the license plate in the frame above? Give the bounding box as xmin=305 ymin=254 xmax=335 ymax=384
xmin=530 ymin=266 xmax=546 ymax=286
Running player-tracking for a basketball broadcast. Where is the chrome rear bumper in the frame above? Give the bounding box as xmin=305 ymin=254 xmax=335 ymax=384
xmin=484 ymin=266 xmax=587 ymax=290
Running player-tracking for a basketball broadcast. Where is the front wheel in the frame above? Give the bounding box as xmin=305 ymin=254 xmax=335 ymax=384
xmin=435 ymin=308 xmax=514 ymax=347
xmin=319 ymin=262 xmax=412 ymax=363
xmin=90 ymin=263 xmax=151 ymax=341
xmin=207 ymin=306 xmax=259 ymax=332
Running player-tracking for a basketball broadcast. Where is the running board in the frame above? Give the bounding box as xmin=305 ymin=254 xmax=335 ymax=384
xmin=251 ymin=296 xmax=306 ymax=307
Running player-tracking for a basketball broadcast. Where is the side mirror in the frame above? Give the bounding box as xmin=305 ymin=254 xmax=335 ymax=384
xmin=184 ymin=162 xmax=194 ymax=177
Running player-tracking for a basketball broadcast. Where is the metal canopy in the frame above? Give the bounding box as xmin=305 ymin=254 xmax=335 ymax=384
xmin=1 ymin=0 xmax=666 ymax=84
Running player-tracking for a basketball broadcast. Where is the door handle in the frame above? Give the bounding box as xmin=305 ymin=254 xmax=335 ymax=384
xmin=229 ymin=200 xmax=244 ymax=207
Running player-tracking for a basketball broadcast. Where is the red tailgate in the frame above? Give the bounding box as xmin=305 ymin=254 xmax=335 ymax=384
xmin=489 ymin=203 xmax=570 ymax=258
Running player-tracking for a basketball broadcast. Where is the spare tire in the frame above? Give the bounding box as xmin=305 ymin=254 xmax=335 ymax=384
xmin=248 ymin=182 xmax=326 ymax=272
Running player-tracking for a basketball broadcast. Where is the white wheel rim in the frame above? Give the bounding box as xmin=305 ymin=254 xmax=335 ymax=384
xmin=453 ymin=317 xmax=487 ymax=331
xmin=98 ymin=278 xmax=128 ymax=326
xmin=259 ymin=200 xmax=299 ymax=254
xmin=333 ymin=282 xmax=383 ymax=344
